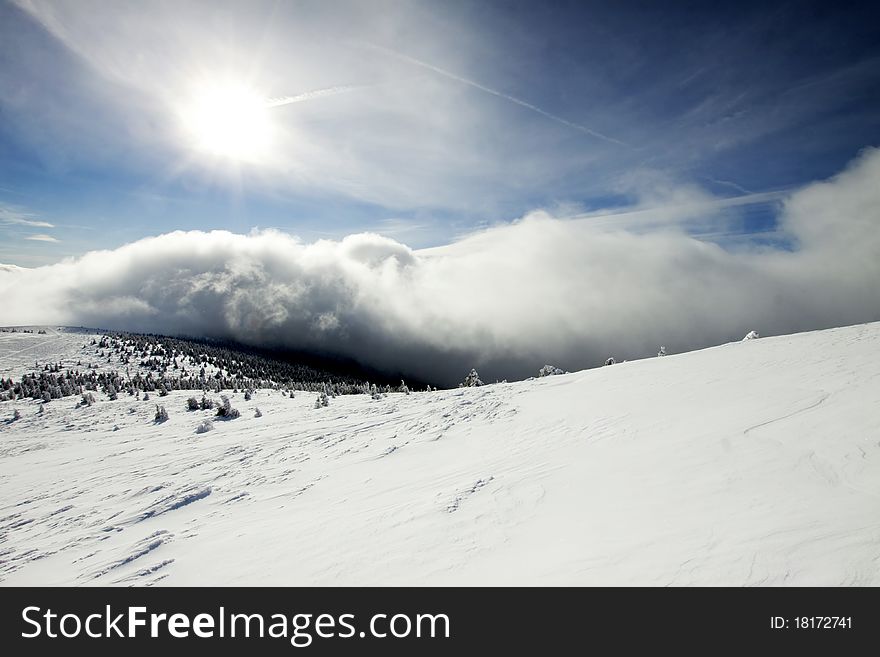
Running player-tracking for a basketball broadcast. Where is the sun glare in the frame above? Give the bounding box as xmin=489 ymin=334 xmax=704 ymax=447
xmin=180 ymin=82 xmax=274 ymax=163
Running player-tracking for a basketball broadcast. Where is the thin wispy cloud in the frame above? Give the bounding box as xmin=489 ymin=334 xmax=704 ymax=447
xmin=25 ymin=234 xmax=60 ymax=242
xmin=0 ymin=205 xmax=54 ymax=228
xmin=572 ymin=189 xmax=787 ymax=231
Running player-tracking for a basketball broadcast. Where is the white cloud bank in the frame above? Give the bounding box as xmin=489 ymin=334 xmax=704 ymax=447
xmin=2 ymin=148 xmax=879 ymax=385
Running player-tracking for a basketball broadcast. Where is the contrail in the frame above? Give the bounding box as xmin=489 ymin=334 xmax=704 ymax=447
xmin=572 ymin=189 xmax=788 ymax=227
xmin=364 ymin=43 xmax=627 ymax=147
xmin=703 ymin=176 xmax=754 ymax=195
xmin=266 ymin=85 xmax=363 ymax=108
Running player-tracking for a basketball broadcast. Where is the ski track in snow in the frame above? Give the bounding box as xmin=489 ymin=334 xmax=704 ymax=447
xmin=1 ymin=323 xmax=880 ymax=585
xmin=743 ymin=391 xmax=831 ymax=437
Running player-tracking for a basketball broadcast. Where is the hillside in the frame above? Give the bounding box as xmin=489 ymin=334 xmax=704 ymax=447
xmin=0 ymin=327 xmax=404 ymax=401
xmin=1 ymin=322 xmax=879 ymax=586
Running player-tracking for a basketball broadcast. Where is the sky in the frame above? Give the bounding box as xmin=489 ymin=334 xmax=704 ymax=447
xmin=1 ymin=0 xmax=879 ymax=383
xmin=2 ymin=0 xmax=879 ymax=263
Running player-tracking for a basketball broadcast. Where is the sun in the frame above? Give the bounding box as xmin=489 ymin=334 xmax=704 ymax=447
xmin=179 ymin=81 xmax=274 ymax=163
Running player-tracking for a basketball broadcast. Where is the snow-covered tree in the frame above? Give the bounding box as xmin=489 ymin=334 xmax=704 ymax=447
xmin=254 ymin=407 xmax=263 ymax=418
xmin=11 ymin=408 xmax=21 ymax=421
xmin=743 ymin=330 xmax=760 ymax=341
xmin=538 ymin=365 xmax=564 ymax=377
xmin=154 ymin=404 xmax=168 ymax=423
xmin=657 ymin=346 xmax=667 ymax=357
xmin=216 ymin=395 xmax=240 ymax=419
xmin=399 ymin=380 xmax=410 ymax=395
xmin=604 ymin=357 xmax=616 ymax=366
xmin=461 ymin=369 xmax=483 ymax=387
xmin=186 ymin=397 xmax=200 ymax=411
xmin=195 ymin=419 xmax=213 ymax=434
xmin=315 ymin=391 xmax=329 ymax=408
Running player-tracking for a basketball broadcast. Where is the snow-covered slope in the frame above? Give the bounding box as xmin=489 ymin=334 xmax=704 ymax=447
xmin=1 ymin=322 xmax=879 ymax=586
xmin=0 ymin=326 xmax=89 ymax=378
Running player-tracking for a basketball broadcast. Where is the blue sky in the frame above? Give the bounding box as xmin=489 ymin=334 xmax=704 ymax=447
xmin=1 ymin=0 xmax=879 ymax=266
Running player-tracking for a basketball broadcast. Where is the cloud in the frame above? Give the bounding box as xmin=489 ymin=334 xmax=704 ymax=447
xmin=571 ymin=188 xmax=788 ymax=232
xmin=0 ymin=205 xmax=54 ymax=228
xmin=1 ymin=148 xmax=879 ymax=385
xmin=25 ymin=234 xmax=60 ymax=242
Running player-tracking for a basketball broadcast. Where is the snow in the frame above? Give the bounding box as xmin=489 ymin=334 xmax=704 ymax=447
xmin=0 ymin=326 xmax=226 ymax=381
xmin=1 ymin=322 xmax=879 ymax=586
xmin=0 ymin=326 xmax=93 ymax=379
